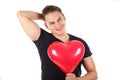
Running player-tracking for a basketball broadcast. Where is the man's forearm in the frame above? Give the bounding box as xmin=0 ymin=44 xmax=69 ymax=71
xmin=17 ymin=11 xmax=43 ymax=20
xmin=76 ymin=70 xmax=98 ymax=80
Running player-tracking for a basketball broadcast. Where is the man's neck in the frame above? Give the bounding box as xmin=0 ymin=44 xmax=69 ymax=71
xmin=53 ymin=33 xmax=70 ymax=43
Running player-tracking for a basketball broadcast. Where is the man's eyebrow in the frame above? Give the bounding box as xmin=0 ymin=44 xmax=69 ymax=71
xmin=58 ymin=16 xmax=61 ymax=20
xmin=48 ymin=15 xmax=62 ymax=24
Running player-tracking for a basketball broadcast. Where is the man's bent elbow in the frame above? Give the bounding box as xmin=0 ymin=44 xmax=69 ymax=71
xmin=17 ymin=11 xmax=25 ymax=18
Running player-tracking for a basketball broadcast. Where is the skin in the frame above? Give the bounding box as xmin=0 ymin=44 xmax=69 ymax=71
xmin=44 ymin=11 xmax=69 ymax=43
xmin=17 ymin=10 xmax=98 ymax=80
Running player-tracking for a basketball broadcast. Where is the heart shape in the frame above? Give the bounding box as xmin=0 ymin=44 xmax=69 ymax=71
xmin=47 ymin=40 xmax=85 ymax=73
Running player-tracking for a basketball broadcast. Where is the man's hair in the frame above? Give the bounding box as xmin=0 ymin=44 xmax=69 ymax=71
xmin=42 ymin=5 xmax=63 ymax=20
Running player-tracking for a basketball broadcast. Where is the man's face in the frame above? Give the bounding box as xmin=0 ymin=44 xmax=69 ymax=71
xmin=45 ymin=11 xmax=66 ymax=35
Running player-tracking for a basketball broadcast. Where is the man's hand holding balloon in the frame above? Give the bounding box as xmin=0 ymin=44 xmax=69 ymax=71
xmin=65 ymin=73 xmax=77 ymax=80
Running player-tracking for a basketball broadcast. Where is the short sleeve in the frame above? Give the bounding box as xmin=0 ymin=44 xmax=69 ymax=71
xmin=83 ymin=40 xmax=92 ymax=58
xmin=33 ymin=28 xmax=50 ymax=45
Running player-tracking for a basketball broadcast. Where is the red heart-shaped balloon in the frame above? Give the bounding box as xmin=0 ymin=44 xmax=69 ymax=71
xmin=47 ymin=40 xmax=85 ymax=73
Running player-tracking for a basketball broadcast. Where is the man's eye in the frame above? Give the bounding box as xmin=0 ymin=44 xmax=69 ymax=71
xmin=50 ymin=22 xmax=54 ymax=25
xmin=58 ymin=18 xmax=62 ymax=22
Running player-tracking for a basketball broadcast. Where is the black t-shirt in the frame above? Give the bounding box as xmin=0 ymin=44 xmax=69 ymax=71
xmin=33 ymin=29 xmax=92 ymax=80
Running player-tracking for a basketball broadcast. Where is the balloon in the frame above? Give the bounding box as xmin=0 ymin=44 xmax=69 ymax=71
xmin=47 ymin=40 xmax=85 ymax=73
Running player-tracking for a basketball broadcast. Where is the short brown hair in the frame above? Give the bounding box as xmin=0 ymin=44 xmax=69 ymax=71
xmin=42 ymin=5 xmax=63 ymax=20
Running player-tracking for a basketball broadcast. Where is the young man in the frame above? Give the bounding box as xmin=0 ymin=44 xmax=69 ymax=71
xmin=17 ymin=5 xmax=98 ymax=80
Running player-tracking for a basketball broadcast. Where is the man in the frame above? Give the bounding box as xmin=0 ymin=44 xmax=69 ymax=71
xmin=17 ymin=5 xmax=98 ymax=80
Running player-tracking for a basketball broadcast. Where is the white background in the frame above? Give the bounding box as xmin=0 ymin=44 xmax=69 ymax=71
xmin=0 ymin=0 xmax=120 ymax=80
